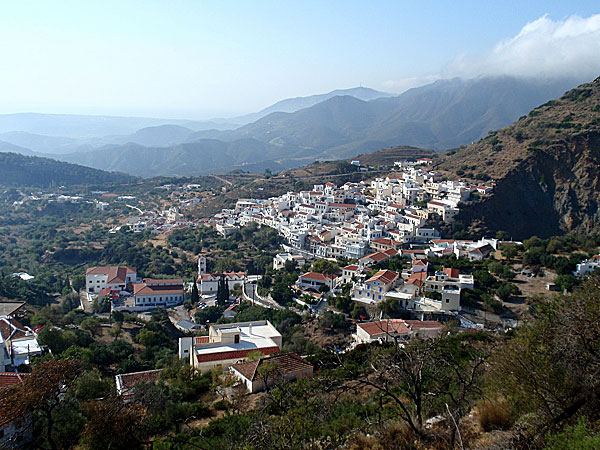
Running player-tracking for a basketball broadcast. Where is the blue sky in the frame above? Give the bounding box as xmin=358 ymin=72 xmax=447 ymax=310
xmin=1 ymin=1 xmax=599 ymax=118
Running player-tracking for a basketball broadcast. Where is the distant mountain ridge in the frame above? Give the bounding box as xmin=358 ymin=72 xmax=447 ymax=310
xmin=0 ymin=152 xmax=137 ymax=188
xmin=232 ymin=86 xmax=394 ymax=124
xmin=440 ymin=76 xmax=600 ymax=238
xmin=0 ymin=87 xmax=391 ymax=154
xmin=0 ymin=140 xmax=40 ymax=157
xmin=0 ymin=76 xmax=588 ymax=176
xmin=205 ymin=76 xmax=580 ymax=154
xmin=51 ymin=76 xmax=584 ymax=176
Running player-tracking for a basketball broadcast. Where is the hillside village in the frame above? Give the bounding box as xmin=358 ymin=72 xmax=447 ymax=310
xmin=4 ymin=145 xmax=600 ymax=448
xmin=0 ymin=60 xmax=599 ymax=450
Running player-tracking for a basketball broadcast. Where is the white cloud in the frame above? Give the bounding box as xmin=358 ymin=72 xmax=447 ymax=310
xmin=443 ymin=14 xmax=600 ymax=80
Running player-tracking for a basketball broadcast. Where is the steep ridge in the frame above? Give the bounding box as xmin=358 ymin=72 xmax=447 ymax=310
xmin=440 ymin=77 xmax=600 ymax=239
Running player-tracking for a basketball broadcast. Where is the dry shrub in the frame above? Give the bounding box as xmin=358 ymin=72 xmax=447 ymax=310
xmin=344 ymin=422 xmax=418 ymax=450
xmin=378 ymin=422 xmax=419 ymax=450
xmin=478 ymin=398 xmax=512 ymax=432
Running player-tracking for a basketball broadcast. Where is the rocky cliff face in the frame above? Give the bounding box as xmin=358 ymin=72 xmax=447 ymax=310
xmin=440 ymin=77 xmax=600 ymax=239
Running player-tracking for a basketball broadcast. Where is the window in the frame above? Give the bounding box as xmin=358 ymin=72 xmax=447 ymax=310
xmin=234 ymin=334 xmax=240 ymax=344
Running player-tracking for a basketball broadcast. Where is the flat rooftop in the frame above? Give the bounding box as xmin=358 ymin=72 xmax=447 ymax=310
xmin=0 ymin=301 xmax=25 ymax=317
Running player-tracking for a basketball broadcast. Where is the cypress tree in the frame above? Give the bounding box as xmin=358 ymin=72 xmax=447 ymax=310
xmin=191 ymin=280 xmax=199 ymax=304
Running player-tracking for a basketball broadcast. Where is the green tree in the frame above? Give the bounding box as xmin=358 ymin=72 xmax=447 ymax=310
xmin=191 ymin=281 xmax=200 ymax=304
xmin=491 ymin=274 xmax=600 ymax=443
xmin=111 ymin=310 xmax=124 ymax=324
xmin=311 ymin=259 xmax=340 ymax=275
xmin=80 ymin=318 xmax=101 ymax=337
xmin=495 ymin=230 xmax=510 ymax=241
xmin=71 ymin=274 xmax=86 ymax=292
xmin=554 ymin=274 xmax=579 ymax=292
xmin=502 ymin=245 xmax=519 ymax=260
xmin=216 ymin=274 xmax=229 ymax=306
xmin=495 ymin=282 xmax=520 ymax=301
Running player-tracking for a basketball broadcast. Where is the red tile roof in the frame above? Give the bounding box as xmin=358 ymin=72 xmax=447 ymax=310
xmin=358 ymin=319 xmax=443 ymax=338
xmin=404 ymin=320 xmax=444 ymax=330
xmin=443 ymin=268 xmax=460 ymax=279
xmin=328 ymin=203 xmax=356 ymax=208
xmin=116 ymin=369 xmax=163 ymax=398
xmin=86 ymin=266 xmax=136 ymax=284
xmin=299 ymin=272 xmax=336 ymax=282
xmin=358 ymin=320 xmax=410 ymax=337
xmin=428 ymin=201 xmax=447 ymax=208
xmin=366 ymin=270 xmax=399 ymax=285
xmin=371 ymin=238 xmax=401 ymax=247
xmin=144 ymin=278 xmax=184 ymax=285
xmin=407 ymin=272 xmax=427 ymax=287
xmin=231 ymin=353 xmax=312 ymax=381
xmin=133 ymin=281 xmax=183 ymax=296
xmin=0 ymin=372 xmax=29 ymax=387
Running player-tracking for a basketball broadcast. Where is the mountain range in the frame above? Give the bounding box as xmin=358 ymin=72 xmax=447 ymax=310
xmin=0 ymin=77 xmax=586 ymax=176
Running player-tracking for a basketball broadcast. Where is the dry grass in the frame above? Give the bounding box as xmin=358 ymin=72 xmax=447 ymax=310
xmin=344 ymin=422 xmax=420 ymax=450
xmin=477 ymin=398 xmax=512 ymax=432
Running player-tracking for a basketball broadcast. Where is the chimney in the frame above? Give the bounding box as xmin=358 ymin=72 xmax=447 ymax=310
xmin=248 ymin=323 xmax=252 ymax=335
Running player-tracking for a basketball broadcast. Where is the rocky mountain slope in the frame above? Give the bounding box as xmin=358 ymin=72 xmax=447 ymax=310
xmin=440 ymin=77 xmax=600 ymax=239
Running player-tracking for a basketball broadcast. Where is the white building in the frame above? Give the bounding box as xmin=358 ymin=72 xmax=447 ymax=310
xmin=132 ymin=278 xmax=184 ymax=309
xmin=574 ymin=256 xmax=600 ymax=277
xmin=352 ymin=270 xmax=400 ymax=304
xmin=85 ymin=266 xmax=137 ymax=294
xmin=197 ymin=272 xmax=247 ymax=295
xmin=273 ymin=252 xmax=306 ymax=271
xmin=179 ymin=321 xmax=282 ymax=372
xmin=297 ymin=272 xmax=337 ymax=292
xmin=0 ymin=317 xmax=42 ymax=369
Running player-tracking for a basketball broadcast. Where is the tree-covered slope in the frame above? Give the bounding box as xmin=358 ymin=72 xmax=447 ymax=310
xmin=0 ymin=152 xmax=137 ymax=187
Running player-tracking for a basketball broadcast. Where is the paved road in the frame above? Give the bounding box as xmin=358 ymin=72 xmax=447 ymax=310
xmin=243 ymin=281 xmax=283 ymax=310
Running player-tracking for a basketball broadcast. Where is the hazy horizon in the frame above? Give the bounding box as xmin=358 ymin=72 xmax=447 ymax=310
xmin=1 ymin=1 xmax=599 ymax=119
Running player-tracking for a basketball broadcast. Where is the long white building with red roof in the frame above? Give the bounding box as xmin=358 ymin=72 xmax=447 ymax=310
xmin=179 ymin=320 xmax=282 ymax=373
xmin=297 ymin=272 xmax=337 ymax=292
xmin=132 ymin=278 xmax=184 ymax=309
